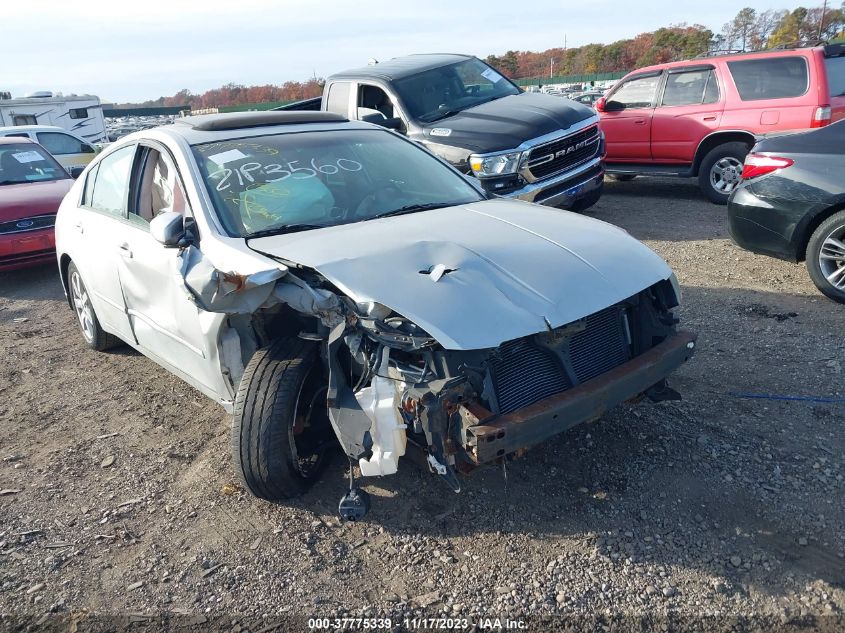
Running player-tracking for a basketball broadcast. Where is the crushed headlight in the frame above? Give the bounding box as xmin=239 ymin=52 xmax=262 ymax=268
xmin=469 ymin=151 xmax=523 ymax=177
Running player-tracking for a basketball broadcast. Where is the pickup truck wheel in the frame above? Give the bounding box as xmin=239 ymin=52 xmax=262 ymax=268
xmin=698 ymin=142 xmax=749 ymax=205
xmin=67 ymin=262 xmax=122 ymax=351
xmin=608 ymin=174 xmax=636 ymax=182
xmin=232 ymin=338 xmax=334 ymax=501
xmin=806 ymin=210 xmax=845 ymax=304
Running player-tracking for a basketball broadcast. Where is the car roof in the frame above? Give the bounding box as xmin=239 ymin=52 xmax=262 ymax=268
xmin=155 ymin=111 xmax=381 ymax=145
xmin=626 ymin=45 xmax=825 ymax=77
xmin=328 ymin=53 xmax=474 ymax=82
xmin=0 ymin=136 xmax=36 ymax=145
xmin=0 ymin=125 xmax=66 ymax=133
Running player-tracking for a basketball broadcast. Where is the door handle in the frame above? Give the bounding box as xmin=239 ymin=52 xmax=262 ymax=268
xmin=118 ymin=243 xmax=133 ymax=259
xmin=703 ymin=115 xmax=717 ymax=121
xmin=633 ymin=119 xmax=647 ymax=125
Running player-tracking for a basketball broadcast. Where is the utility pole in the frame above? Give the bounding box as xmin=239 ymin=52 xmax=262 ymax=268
xmin=550 ymin=58 xmax=554 ymax=78
xmin=818 ymin=0 xmax=828 ymax=40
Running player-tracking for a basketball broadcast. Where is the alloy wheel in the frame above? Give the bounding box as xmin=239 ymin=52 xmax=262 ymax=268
xmin=70 ymin=271 xmax=95 ymax=343
xmin=709 ymin=157 xmax=743 ymax=194
xmin=819 ymin=228 xmax=845 ymax=291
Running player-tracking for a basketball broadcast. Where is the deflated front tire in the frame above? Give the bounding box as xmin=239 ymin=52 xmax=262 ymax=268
xmin=231 ymin=338 xmax=334 ymax=501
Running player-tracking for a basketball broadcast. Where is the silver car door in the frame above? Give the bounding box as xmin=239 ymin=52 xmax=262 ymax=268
xmin=115 ymin=144 xmax=230 ymax=400
xmin=72 ymin=144 xmax=137 ymax=343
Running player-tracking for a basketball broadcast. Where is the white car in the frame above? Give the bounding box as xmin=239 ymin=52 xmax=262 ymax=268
xmin=55 ymin=111 xmax=695 ymax=516
xmin=0 ymin=125 xmax=98 ymax=171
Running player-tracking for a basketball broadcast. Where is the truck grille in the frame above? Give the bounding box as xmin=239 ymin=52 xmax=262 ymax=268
xmin=525 ymin=125 xmax=601 ymax=181
xmin=488 ymin=304 xmax=630 ymax=415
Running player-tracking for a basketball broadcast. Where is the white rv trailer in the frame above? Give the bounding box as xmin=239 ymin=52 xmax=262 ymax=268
xmin=0 ymin=92 xmax=107 ymax=143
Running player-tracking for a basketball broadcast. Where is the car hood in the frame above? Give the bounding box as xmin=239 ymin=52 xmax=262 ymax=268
xmin=0 ymin=179 xmax=74 ymax=222
xmin=249 ymin=200 xmax=672 ymax=350
xmin=418 ymin=92 xmax=595 ymax=154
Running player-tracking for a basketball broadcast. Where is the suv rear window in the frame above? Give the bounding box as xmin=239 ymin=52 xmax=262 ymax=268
xmin=727 ymin=56 xmax=809 ymax=101
xmin=825 ymin=56 xmax=845 ymax=97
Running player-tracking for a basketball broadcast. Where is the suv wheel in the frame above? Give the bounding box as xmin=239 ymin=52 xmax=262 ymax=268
xmin=67 ymin=262 xmax=122 ymax=351
xmin=806 ymin=210 xmax=845 ymax=304
xmin=698 ymin=142 xmax=749 ymax=205
xmin=232 ymin=338 xmax=335 ymax=501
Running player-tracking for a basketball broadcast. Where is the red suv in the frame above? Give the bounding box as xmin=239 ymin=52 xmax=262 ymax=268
xmin=597 ymin=44 xmax=845 ymax=204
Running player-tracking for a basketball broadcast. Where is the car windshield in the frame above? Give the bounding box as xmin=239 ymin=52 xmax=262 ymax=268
xmin=0 ymin=143 xmax=69 ymax=186
xmin=393 ymin=58 xmax=521 ymax=123
xmin=192 ymin=128 xmax=484 ymax=237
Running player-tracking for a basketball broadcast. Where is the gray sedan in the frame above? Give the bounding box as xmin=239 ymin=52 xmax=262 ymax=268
xmin=55 ymin=111 xmax=694 ymax=515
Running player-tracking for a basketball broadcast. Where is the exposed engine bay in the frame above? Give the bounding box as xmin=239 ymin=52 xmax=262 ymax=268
xmin=177 ymin=244 xmax=694 ymax=497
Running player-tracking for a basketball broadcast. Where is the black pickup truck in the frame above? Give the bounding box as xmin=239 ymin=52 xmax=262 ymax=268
xmin=279 ymin=54 xmax=605 ymax=211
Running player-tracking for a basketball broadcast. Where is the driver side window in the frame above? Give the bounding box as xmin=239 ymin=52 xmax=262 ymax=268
xmin=608 ymin=75 xmax=660 ymax=110
xmin=129 ymin=146 xmax=191 ymax=228
xmin=357 ymin=84 xmax=396 ymax=125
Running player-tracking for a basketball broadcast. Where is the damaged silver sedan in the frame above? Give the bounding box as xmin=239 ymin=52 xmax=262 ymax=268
xmin=55 ymin=111 xmax=695 ymax=515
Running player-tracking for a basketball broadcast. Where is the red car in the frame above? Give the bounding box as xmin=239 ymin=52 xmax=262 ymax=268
xmin=0 ymin=137 xmax=75 ymax=271
xmin=597 ymin=43 xmax=845 ymax=204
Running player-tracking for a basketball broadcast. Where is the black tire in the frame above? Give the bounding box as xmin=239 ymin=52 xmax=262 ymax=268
xmin=806 ymin=210 xmax=845 ymax=304
xmin=232 ymin=338 xmax=334 ymax=501
xmin=67 ymin=261 xmax=122 ymax=351
xmin=697 ymin=142 xmax=750 ymax=205
xmin=608 ymin=174 xmax=636 ymax=182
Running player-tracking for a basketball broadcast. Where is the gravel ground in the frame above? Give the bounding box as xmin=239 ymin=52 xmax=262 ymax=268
xmin=1 ymin=177 xmax=843 ymax=632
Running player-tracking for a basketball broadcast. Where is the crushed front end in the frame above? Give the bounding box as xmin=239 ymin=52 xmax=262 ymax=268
xmin=328 ymin=278 xmax=696 ymax=491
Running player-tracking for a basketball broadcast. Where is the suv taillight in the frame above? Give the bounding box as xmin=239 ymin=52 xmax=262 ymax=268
xmin=741 ymin=154 xmax=794 ymax=180
xmin=812 ymin=105 xmax=832 ymax=128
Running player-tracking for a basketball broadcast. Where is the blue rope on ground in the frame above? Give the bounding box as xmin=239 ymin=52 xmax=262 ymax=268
xmin=728 ymin=392 xmax=845 ymax=404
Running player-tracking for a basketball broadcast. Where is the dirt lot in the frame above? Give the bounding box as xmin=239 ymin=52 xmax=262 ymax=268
xmin=1 ymin=177 xmax=844 ymax=631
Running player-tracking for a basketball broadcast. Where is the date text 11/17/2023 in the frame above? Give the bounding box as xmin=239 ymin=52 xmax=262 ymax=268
xmin=306 ymin=616 xmax=527 ymax=630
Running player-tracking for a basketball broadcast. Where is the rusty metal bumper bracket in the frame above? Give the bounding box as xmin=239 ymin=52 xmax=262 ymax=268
xmin=465 ymin=331 xmax=697 ymax=464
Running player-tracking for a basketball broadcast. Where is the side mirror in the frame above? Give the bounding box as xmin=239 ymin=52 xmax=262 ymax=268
xmin=595 ymin=97 xmax=607 ymax=113
xmin=150 ymin=211 xmax=185 ymax=247
xmin=68 ymin=165 xmax=85 ymax=179
xmin=82 ymin=144 xmax=96 ymax=154
xmin=381 ymin=117 xmax=404 ymax=131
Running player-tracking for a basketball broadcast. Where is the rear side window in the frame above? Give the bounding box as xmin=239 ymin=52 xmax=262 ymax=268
xmin=69 ymin=108 xmax=88 ymax=119
xmin=727 ymin=56 xmax=809 ymax=101
xmin=325 ymin=82 xmax=351 ymax=116
xmin=825 ymin=57 xmax=845 ymax=97
xmin=89 ymin=145 xmax=136 ymax=217
xmin=13 ymin=115 xmax=37 ymax=126
xmin=662 ymin=69 xmax=720 ymax=106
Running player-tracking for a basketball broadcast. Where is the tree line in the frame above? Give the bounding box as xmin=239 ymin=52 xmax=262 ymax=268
xmin=115 ymin=3 xmax=845 ymax=109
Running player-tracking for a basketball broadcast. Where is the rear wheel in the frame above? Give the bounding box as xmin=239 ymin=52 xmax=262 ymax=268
xmin=231 ymin=338 xmax=334 ymax=501
xmin=806 ymin=210 xmax=845 ymax=304
xmin=698 ymin=142 xmax=749 ymax=205
xmin=67 ymin=262 xmax=122 ymax=351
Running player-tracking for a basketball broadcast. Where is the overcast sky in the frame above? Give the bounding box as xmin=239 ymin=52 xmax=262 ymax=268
xmin=1 ymin=0 xmax=811 ymax=102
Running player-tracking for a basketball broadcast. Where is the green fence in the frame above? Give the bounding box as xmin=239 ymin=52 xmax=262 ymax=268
xmin=218 ymin=100 xmax=299 ymax=113
xmin=514 ymin=71 xmax=628 ymax=87
xmin=103 ymin=105 xmax=189 ymax=117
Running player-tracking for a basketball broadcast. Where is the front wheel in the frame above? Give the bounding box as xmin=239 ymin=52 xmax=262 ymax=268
xmin=806 ymin=210 xmax=845 ymax=304
xmin=67 ymin=262 xmax=122 ymax=351
xmin=231 ymin=338 xmax=335 ymax=501
xmin=698 ymin=142 xmax=749 ymax=205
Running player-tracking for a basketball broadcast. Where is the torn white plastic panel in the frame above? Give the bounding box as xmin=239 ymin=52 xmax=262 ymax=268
xmin=178 ymin=245 xmax=285 ymax=314
xmin=272 ymin=275 xmax=343 ymax=328
xmin=356 ymin=373 xmax=407 ymax=477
